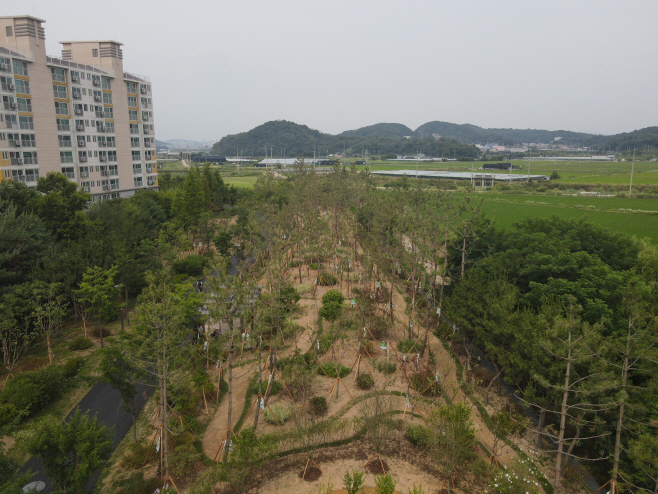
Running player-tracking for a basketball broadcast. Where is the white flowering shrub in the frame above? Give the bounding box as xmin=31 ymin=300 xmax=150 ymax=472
xmin=485 ymin=455 xmax=543 ymax=494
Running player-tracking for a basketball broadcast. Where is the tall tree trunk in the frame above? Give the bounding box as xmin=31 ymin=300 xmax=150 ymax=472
xmin=225 ymin=320 xmax=234 ymax=461
xmin=460 ymin=230 xmax=467 ymax=280
xmin=536 ymin=408 xmax=546 ymax=451
xmin=254 ymin=347 xmax=263 ymax=429
xmin=46 ymin=335 xmax=53 ymax=364
xmin=611 ymin=315 xmax=632 ymax=492
xmin=554 ymin=325 xmax=573 ymax=494
xmin=162 ymin=355 xmax=170 ymax=478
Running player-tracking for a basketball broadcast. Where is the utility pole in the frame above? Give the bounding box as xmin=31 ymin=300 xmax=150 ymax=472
xmin=628 ymin=148 xmax=636 ymax=199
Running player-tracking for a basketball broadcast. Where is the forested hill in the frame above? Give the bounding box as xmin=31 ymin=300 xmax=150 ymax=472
xmin=339 ymin=123 xmax=416 ymax=138
xmin=212 ymin=120 xmax=658 ymax=156
xmin=212 ymin=120 xmax=480 ymax=158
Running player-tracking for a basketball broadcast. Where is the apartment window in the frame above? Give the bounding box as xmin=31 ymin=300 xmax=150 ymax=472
xmin=141 ymin=97 xmax=151 ymax=108
xmin=75 ymin=119 xmax=84 ymax=131
xmin=145 ymin=150 xmax=154 ymax=161
xmin=108 ymin=151 xmax=117 ymax=162
xmin=98 ymin=136 xmax=107 ymax=147
xmin=142 ymin=111 xmax=149 ymax=121
xmin=58 ymin=135 xmax=72 ymax=148
xmin=15 ymin=79 xmax=29 ymax=94
xmin=134 ymin=177 xmax=143 ymax=187
xmin=102 ymin=92 xmax=112 ymax=104
xmin=24 ymin=169 xmax=39 ymax=182
xmin=56 ymin=118 xmax=70 ymax=132
xmin=105 ymin=121 xmax=114 ymax=133
xmin=101 ymin=77 xmax=111 ymax=90
xmin=54 ymin=101 xmax=69 ymax=115
xmin=140 ymin=84 xmax=148 ymax=94
xmin=95 ymin=106 xmax=104 ymax=118
xmin=22 ymin=151 xmax=37 ymax=165
xmin=99 ymin=151 xmax=108 ymax=162
xmin=61 ymin=166 xmax=75 ymax=179
xmin=127 ymin=96 xmax=137 ymax=107
xmin=71 ymin=71 xmax=81 ymax=83
xmin=5 ymin=115 xmax=17 ymax=128
xmin=131 ymin=137 xmax=140 ymax=148
xmin=73 ymin=103 xmax=83 ymax=115
xmin=19 ymin=116 xmax=34 ymax=130
xmin=109 ymin=178 xmax=119 ymax=190
xmin=104 ymin=107 xmax=113 ymax=119
xmin=81 ymin=181 xmax=91 ymax=191
xmin=132 ymin=151 xmax=141 ymax=161
xmin=130 ymin=123 xmax=139 ymax=134
xmin=0 ymin=133 xmax=4 ymax=141
xmin=129 ymin=110 xmax=138 ymax=121
xmin=81 ymin=88 xmax=87 ymax=95
xmin=133 ymin=163 xmax=142 ymax=174
xmin=92 ymin=49 xmax=98 ymax=57
xmin=126 ymin=81 xmax=137 ymax=93
xmin=20 ymin=134 xmax=36 ymax=147
xmin=60 ymin=151 xmax=73 ymax=164
xmin=17 ymin=98 xmax=32 ymax=112
xmin=53 ymin=84 xmax=68 ymax=99
xmin=96 ymin=121 xmax=105 ymax=133
xmin=79 ymin=152 xmax=88 ymax=163
xmin=51 ymin=68 xmax=66 ymax=83
xmin=106 ymin=136 xmax=116 ymax=147
xmin=12 ymin=60 xmax=27 ymax=76
xmin=92 ymin=90 xmax=102 ymax=102
xmin=6 ymin=26 xmax=13 ymax=37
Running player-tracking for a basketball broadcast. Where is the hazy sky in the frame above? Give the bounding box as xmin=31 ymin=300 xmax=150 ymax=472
xmin=6 ymin=0 xmax=658 ymax=141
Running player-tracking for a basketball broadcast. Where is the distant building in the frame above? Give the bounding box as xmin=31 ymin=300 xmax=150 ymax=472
xmin=0 ymin=15 xmax=157 ymax=199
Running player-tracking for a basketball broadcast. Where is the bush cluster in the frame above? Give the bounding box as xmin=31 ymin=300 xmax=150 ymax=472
xmin=264 ymin=402 xmax=291 ymax=424
xmin=318 ymin=272 xmax=338 ymax=286
xmin=309 ymin=396 xmax=328 ymax=416
xmin=375 ymin=360 xmax=397 ymax=375
xmin=120 ymin=440 xmax=157 ymax=470
xmin=172 ymin=254 xmax=206 ymax=276
xmin=62 ymin=357 xmax=84 ymax=378
xmin=356 ymin=373 xmax=375 ymax=390
xmin=319 ymin=289 xmax=344 ymax=321
xmin=317 ymin=363 xmax=350 ymax=379
xmin=405 ymin=424 xmax=430 ymax=448
xmin=0 ymin=366 xmax=67 ymax=425
xmin=69 ymin=336 xmax=93 ymax=351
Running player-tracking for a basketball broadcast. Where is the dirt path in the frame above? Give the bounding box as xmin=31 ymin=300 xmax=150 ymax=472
xmin=201 ymin=363 xmax=255 ymax=459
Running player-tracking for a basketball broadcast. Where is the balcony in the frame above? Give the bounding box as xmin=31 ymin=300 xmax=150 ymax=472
xmin=1 ymin=44 xmax=34 ymax=61
xmin=55 ymin=107 xmax=69 ymax=116
xmin=57 ymin=124 xmax=71 ymax=132
xmin=130 ymin=127 xmax=139 ymax=134
xmin=80 ymin=171 xmax=89 ymax=178
xmin=133 ymin=167 xmax=142 ymax=175
xmin=20 ymin=122 xmax=35 ymax=130
xmin=98 ymin=142 xmax=107 ymax=147
xmin=95 ymin=111 xmax=105 ymax=118
xmin=47 ymin=56 xmax=114 ymax=77
xmin=4 ymin=102 xmax=16 ymax=110
xmin=1 ymin=83 xmax=14 ymax=91
xmin=23 ymin=156 xmax=37 ymax=165
xmin=58 ymin=141 xmax=72 ymax=148
xmin=60 ymin=157 xmax=74 ymax=164
xmin=22 ymin=140 xmax=36 ymax=148
xmin=18 ymin=103 xmax=33 ymax=112
xmin=10 ymin=158 xmax=23 ymax=165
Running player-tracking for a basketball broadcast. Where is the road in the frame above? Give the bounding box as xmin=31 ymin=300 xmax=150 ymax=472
xmin=20 ymin=380 xmax=153 ymax=493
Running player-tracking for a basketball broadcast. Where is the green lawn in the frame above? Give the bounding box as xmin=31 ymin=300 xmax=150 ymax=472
xmin=471 ymin=193 xmax=658 ymax=243
xmin=223 ymin=176 xmax=258 ymax=188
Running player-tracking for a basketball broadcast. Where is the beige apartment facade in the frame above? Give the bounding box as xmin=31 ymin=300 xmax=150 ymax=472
xmin=0 ymin=15 xmax=157 ymax=199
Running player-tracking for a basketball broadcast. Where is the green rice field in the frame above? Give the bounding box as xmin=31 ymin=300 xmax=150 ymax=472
xmin=223 ymin=176 xmax=259 ymax=188
xmin=472 ymin=193 xmax=658 ymax=243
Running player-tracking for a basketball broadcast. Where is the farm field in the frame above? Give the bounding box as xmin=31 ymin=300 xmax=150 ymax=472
xmin=222 ymin=175 xmax=259 ymax=188
xmin=471 ymin=193 xmax=658 ymax=242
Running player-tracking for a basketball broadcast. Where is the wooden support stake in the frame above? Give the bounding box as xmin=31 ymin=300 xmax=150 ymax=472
xmin=141 ymin=428 xmax=159 ymax=469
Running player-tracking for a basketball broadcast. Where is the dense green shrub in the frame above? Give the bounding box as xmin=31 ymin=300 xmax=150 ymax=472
xmin=0 ymin=366 xmax=66 ymax=419
xmin=309 ymin=396 xmax=328 ymax=416
xmin=170 ymin=442 xmax=200 ymax=478
xmin=119 ymin=440 xmax=157 ymax=470
xmin=319 ymin=302 xmax=342 ymax=321
xmin=172 ymin=254 xmax=206 ymax=276
xmin=264 ymin=403 xmax=291 ymax=424
xmin=318 ymin=272 xmax=338 ymax=286
xmin=62 ymin=357 xmax=84 ymax=378
xmin=309 ymin=262 xmax=319 ymax=270
xmin=69 ymin=336 xmax=93 ymax=351
xmin=405 ymin=424 xmax=430 ymax=447
xmin=0 ymin=403 xmax=20 ymax=427
xmin=279 ymin=286 xmax=301 ymax=309
xmin=356 ymin=373 xmax=375 ymax=390
xmin=322 ymin=290 xmax=344 ymax=305
xmin=172 ymin=273 xmax=188 ymax=284
xmin=397 ymin=338 xmax=418 ymax=354
xmin=317 ymin=363 xmax=350 ymax=379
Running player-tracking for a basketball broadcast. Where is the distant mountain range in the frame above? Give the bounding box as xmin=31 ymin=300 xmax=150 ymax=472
xmin=209 ymin=120 xmax=658 ymax=157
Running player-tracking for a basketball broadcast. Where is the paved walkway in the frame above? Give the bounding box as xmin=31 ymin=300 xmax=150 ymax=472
xmin=20 ymin=380 xmax=153 ymax=493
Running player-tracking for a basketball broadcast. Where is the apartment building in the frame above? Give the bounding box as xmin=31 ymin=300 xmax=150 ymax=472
xmin=0 ymin=15 xmax=157 ymax=199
